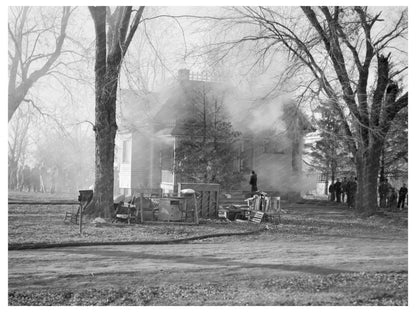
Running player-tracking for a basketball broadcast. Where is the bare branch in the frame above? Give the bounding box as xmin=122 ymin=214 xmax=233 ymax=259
xmin=122 ymin=6 xmax=145 ymax=57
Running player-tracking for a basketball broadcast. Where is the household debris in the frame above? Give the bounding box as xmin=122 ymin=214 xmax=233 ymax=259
xmin=218 ymin=190 xmax=281 ymax=224
xmin=91 ymin=217 xmax=106 ymax=224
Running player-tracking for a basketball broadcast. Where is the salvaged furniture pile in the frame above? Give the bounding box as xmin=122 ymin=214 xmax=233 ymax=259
xmin=112 ymin=183 xmax=220 ymax=225
xmin=218 ymin=191 xmax=281 ymax=224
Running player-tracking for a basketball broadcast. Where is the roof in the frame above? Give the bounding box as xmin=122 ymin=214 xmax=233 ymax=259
xmin=152 ymin=79 xmax=224 ymax=134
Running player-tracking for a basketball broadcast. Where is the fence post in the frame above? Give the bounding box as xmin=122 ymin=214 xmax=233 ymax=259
xmin=79 ymin=203 xmax=83 ymax=235
xmin=140 ymin=193 xmax=144 ymax=223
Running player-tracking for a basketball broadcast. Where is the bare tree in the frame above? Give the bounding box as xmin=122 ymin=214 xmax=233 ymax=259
xmin=8 ymin=7 xmax=73 ymax=122
xmin=87 ymin=6 xmax=145 ymax=217
xmin=206 ymin=6 xmax=407 ymax=214
xmin=8 ymin=103 xmax=34 ymax=189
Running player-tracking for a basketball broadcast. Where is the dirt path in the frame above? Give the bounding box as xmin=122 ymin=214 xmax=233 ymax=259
xmin=9 ymin=233 xmax=407 ymax=292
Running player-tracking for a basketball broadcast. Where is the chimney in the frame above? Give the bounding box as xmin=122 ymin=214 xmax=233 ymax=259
xmin=178 ymin=68 xmax=190 ymax=81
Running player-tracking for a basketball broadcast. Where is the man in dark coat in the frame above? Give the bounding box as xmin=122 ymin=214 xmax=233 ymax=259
xmin=341 ymin=177 xmax=348 ymax=203
xmin=249 ymin=170 xmax=258 ymax=195
xmin=378 ymin=178 xmax=389 ymax=208
xmin=40 ymin=163 xmax=48 ymax=193
xmin=334 ymin=178 xmax=342 ymax=203
xmin=397 ymin=183 xmax=407 ymax=210
xmin=328 ymin=183 xmax=335 ymax=201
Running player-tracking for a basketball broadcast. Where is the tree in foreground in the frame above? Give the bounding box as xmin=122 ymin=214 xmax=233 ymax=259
xmin=87 ymin=6 xmax=145 ymax=217
xmin=210 ymin=6 xmax=407 ymax=214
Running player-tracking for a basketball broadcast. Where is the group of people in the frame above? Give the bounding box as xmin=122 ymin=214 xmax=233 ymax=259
xmin=329 ymin=176 xmax=408 ymax=211
xmin=328 ymin=176 xmax=357 ymax=209
xmin=12 ymin=164 xmax=58 ymax=194
xmin=378 ymin=178 xmax=407 ymax=211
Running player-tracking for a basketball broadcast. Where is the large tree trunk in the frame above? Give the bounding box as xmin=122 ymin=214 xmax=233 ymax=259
xmin=355 ymin=138 xmax=383 ymax=214
xmin=364 ymin=138 xmax=384 ymax=214
xmin=93 ymin=93 xmax=118 ymax=217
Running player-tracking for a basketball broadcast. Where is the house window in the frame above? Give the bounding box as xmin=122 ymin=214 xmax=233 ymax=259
xmin=122 ymin=139 xmax=131 ymax=164
xmin=318 ymin=173 xmax=327 ymax=182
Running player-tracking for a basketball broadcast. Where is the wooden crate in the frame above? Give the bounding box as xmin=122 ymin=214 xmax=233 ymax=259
xmin=177 ymin=183 xmax=220 ymax=218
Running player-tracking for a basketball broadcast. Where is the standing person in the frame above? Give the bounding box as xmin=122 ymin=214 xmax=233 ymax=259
xmin=249 ymin=170 xmax=258 ymax=195
xmin=328 ymin=182 xmax=335 ymax=201
xmin=50 ymin=166 xmax=59 ymax=194
xmin=397 ymin=183 xmax=408 ymax=210
xmin=39 ymin=163 xmax=48 ymax=193
xmin=22 ymin=165 xmax=31 ymax=192
xmin=346 ymin=176 xmax=357 ymax=209
xmin=378 ymin=178 xmax=389 ymax=209
xmin=17 ymin=165 xmax=24 ymax=191
xmin=334 ymin=178 xmax=342 ymax=203
xmin=341 ymin=177 xmax=348 ymax=203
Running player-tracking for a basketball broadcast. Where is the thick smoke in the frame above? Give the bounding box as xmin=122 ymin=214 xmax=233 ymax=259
xmin=222 ymin=77 xmax=317 ymax=195
xmin=116 ymin=72 xmax=317 ymax=196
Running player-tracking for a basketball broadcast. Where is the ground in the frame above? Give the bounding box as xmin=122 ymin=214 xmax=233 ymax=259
xmin=8 ymin=191 xmax=408 ymax=306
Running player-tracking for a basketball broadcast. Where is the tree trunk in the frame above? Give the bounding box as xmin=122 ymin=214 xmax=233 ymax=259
xmin=355 ymin=139 xmax=383 ymax=214
xmin=355 ymin=153 xmax=364 ymax=211
xmin=93 ymin=103 xmax=117 ymax=217
xmin=363 ymin=140 xmax=383 ymax=214
xmin=88 ymin=62 xmax=120 ymax=217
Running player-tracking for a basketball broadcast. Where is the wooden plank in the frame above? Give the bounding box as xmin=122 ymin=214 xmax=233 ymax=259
xmin=254 ymin=197 xmax=261 ymax=210
xmin=194 ymin=194 xmax=199 ymax=224
xmin=140 ymin=193 xmax=144 ymax=223
xmin=208 ymin=191 xmax=213 ymax=217
xmin=265 ymin=197 xmax=271 ymax=212
xmin=215 ymin=190 xmax=219 ymax=216
xmin=251 ymin=211 xmax=264 ymax=224
xmin=202 ymin=191 xmax=208 ymax=218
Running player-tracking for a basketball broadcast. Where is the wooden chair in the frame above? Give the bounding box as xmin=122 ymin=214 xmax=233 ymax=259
xmin=64 ymin=204 xmax=81 ymax=224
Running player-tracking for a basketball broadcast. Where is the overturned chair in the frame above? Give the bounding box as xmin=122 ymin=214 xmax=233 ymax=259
xmin=112 ymin=194 xmax=138 ymax=224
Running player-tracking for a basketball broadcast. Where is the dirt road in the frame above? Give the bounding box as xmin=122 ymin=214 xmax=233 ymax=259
xmin=9 ymin=233 xmax=407 ymax=292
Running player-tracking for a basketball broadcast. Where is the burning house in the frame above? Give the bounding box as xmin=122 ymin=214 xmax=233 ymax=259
xmin=115 ymin=69 xmax=314 ymax=197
